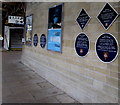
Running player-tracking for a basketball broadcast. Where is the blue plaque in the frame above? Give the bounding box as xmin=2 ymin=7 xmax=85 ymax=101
xmin=96 ymin=33 xmax=118 ymax=63
xmin=75 ymin=33 xmax=89 ymax=57
xmin=33 ymin=34 xmax=38 ymax=47
xmin=76 ymin=9 xmax=90 ymax=30
xmin=97 ymin=3 xmax=118 ymax=30
xmin=40 ymin=34 xmax=46 ymax=48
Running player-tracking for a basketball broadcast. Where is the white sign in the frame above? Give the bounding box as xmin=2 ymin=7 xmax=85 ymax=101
xmin=8 ymin=16 xmax=24 ymax=25
xmin=22 ymin=38 xmax=25 ymax=42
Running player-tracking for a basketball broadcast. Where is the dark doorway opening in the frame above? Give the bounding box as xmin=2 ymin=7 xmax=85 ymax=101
xmin=9 ymin=28 xmax=24 ymax=51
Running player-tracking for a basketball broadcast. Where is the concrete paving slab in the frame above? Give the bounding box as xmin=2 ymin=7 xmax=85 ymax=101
xmin=29 ymin=87 xmax=65 ymax=100
xmin=2 ymin=51 xmax=78 ymax=103
xmin=37 ymin=81 xmax=55 ymax=89
xmin=35 ymin=97 xmax=60 ymax=103
xmin=55 ymin=94 xmax=77 ymax=103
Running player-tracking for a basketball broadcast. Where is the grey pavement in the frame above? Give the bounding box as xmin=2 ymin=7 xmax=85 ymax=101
xmin=2 ymin=51 xmax=79 ymax=103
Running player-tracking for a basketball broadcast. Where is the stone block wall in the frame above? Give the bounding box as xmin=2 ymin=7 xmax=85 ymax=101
xmin=21 ymin=2 xmax=120 ymax=103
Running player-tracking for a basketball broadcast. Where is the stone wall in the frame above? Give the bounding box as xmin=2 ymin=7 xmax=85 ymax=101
xmin=21 ymin=2 xmax=120 ymax=103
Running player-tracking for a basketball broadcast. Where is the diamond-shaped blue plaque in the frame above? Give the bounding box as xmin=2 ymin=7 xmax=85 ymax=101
xmin=76 ymin=9 xmax=90 ymax=30
xmin=97 ymin=3 xmax=118 ymax=30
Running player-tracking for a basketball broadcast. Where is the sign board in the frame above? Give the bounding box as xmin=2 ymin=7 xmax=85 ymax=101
xmin=76 ymin=9 xmax=90 ymax=30
xmin=8 ymin=16 xmax=24 ymax=25
xmin=26 ymin=15 xmax=33 ymax=46
xmin=40 ymin=34 xmax=46 ymax=48
xmin=22 ymin=38 xmax=25 ymax=43
xmin=75 ymin=33 xmax=89 ymax=57
xmin=47 ymin=4 xmax=63 ymax=52
xmin=96 ymin=33 xmax=118 ymax=63
xmin=33 ymin=34 xmax=38 ymax=47
xmin=97 ymin=3 xmax=118 ymax=30
xmin=48 ymin=29 xmax=61 ymax=52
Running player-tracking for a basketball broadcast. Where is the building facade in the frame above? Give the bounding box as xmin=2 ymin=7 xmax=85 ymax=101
xmin=21 ymin=2 xmax=120 ymax=103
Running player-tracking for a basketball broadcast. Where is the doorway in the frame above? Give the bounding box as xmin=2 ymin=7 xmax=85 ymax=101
xmin=9 ymin=27 xmax=24 ymax=51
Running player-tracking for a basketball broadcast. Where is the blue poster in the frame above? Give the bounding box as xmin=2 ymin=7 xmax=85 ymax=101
xmin=47 ymin=4 xmax=63 ymax=52
xmin=47 ymin=29 xmax=61 ymax=52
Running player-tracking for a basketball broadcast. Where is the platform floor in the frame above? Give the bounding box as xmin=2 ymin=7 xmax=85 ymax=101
xmin=2 ymin=51 xmax=79 ymax=103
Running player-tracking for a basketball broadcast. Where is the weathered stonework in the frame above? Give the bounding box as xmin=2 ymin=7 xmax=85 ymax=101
xmin=22 ymin=2 xmax=120 ymax=103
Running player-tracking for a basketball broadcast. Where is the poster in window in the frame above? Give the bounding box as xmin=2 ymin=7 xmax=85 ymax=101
xmin=26 ymin=15 xmax=33 ymax=46
xmin=47 ymin=4 xmax=63 ymax=52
